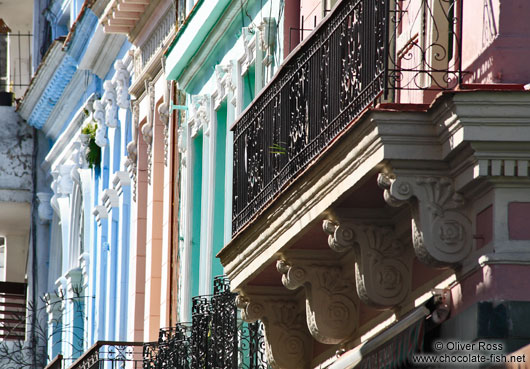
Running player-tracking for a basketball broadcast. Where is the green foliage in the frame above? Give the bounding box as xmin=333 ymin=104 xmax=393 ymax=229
xmin=269 ymin=141 xmax=287 ymax=155
xmin=82 ymin=123 xmax=101 ymax=169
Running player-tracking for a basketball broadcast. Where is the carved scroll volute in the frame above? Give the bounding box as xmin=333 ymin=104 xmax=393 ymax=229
xmin=236 ymin=294 xmax=312 ymax=369
xmin=277 ymin=259 xmax=357 ymax=344
xmin=378 ymin=173 xmax=472 ymax=266
xmin=323 ymin=220 xmax=411 ymax=308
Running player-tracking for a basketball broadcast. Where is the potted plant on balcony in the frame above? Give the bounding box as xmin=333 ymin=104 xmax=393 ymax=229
xmin=81 ymin=123 xmax=101 ymax=169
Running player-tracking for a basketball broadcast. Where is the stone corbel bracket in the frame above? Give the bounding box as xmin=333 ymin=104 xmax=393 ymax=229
xmin=377 ymin=173 xmax=472 ymax=266
xmin=93 ymin=99 xmax=108 ymax=147
xmin=113 ymin=60 xmax=130 ymax=109
xmin=236 ymin=289 xmax=312 ymax=369
xmin=103 ymin=80 xmax=119 ymax=128
xmin=276 ymin=253 xmax=358 ymax=344
xmin=188 ymin=95 xmax=210 ymax=137
xmin=323 ymin=219 xmax=412 ymax=308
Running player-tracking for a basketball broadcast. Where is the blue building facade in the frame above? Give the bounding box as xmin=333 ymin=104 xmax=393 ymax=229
xmin=19 ymin=0 xmax=134 ymax=364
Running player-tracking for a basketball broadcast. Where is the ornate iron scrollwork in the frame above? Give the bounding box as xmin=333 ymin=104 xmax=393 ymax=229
xmin=143 ymin=276 xmax=269 ymax=368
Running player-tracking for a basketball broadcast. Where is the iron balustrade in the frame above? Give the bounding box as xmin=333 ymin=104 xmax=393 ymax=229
xmin=143 ymin=276 xmax=269 ymax=369
xmin=231 ymin=0 xmax=463 ymax=234
xmin=66 ymin=341 xmax=145 ymax=369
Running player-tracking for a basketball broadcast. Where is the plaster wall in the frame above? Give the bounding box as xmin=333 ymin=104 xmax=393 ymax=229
xmin=1 ymin=0 xmax=33 ymax=97
xmin=0 ymin=106 xmax=33 ymax=202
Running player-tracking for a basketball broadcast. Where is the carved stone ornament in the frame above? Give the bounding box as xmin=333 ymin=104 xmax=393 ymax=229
xmin=258 ymin=17 xmax=277 ymax=66
xmin=241 ymin=27 xmax=256 ymax=75
xmin=125 ymin=102 xmax=139 ymax=201
xmin=277 ymin=258 xmax=357 ymax=344
xmin=114 ymin=60 xmax=130 ymax=109
xmin=323 ymin=220 xmax=411 ymax=308
xmin=143 ymin=81 xmax=155 ymax=184
xmin=188 ymin=95 xmax=210 ymax=138
xmin=37 ymin=192 xmax=53 ymax=224
xmin=103 ymin=80 xmax=119 ymax=128
xmin=236 ymin=293 xmax=312 ymax=369
xmin=93 ymin=99 xmax=108 ymax=147
xmin=159 ymin=80 xmax=171 ymax=166
xmin=214 ymin=64 xmax=236 ymax=109
xmin=177 ymin=125 xmax=187 ymax=168
xmin=377 ymin=173 xmax=472 ymax=266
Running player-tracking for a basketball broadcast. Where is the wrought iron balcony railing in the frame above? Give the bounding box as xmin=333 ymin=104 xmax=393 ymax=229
xmin=232 ymin=0 xmax=462 ymax=234
xmin=66 ymin=341 xmax=145 ymax=369
xmin=143 ymin=276 xmax=268 ymax=369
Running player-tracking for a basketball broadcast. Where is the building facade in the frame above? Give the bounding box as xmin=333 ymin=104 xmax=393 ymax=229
xmin=217 ymin=0 xmax=530 ymax=368
xmin=8 ymin=0 xmax=530 ymax=368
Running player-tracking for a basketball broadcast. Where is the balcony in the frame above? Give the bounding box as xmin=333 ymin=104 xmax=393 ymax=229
xmin=0 ymin=282 xmax=27 ymax=340
xmin=65 ymin=341 xmax=145 ymax=369
xmin=231 ymin=0 xmax=462 ymax=235
xmin=143 ymin=276 xmax=269 ymax=369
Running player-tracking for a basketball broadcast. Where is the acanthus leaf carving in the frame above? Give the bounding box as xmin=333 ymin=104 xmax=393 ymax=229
xmin=277 ymin=258 xmax=358 ymax=344
xmin=236 ymin=292 xmax=312 ymax=369
xmin=214 ymin=64 xmax=236 ymax=110
xmin=378 ymin=173 xmax=472 ymax=266
xmin=103 ymin=80 xmax=118 ymax=128
xmin=93 ymin=100 xmax=107 ymax=147
xmin=188 ymin=95 xmax=210 ymax=138
xmin=114 ymin=60 xmax=130 ymax=109
xmin=125 ymin=102 xmax=139 ymax=201
xmin=323 ymin=220 xmax=412 ymax=308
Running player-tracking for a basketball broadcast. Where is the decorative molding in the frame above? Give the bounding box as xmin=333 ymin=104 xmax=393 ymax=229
xmin=92 ymin=205 xmax=108 ymax=227
xmin=141 ymin=81 xmax=155 ymax=184
xmin=213 ymin=63 xmax=236 ymax=110
xmin=37 ymin=192 xmax=54 ymax=224
xmin=112 ymin=171 xmax=131 ymax=196
xmin=277 ymin=257 xmax=357 ymax=344
xmin=177 ymin=125 xmax=187 ymax=169
xmin=236 ymin=292 xmax=312 ymax=369
xmin=159 ymin=80 xmax=171 ymax=166
xmin=103 ymin=80 xmax=119 ymax=128
xmin=44 ymin=292 xmax=63 ymax=324
xmin=240 ymin=27 xmax=256 ymax=76
xmin=323 ymin=220 xmax=411 ymax=307
xmin=114 ymin=60 xmax=130 ymax=109
xmin=102 ymin=189 xmax=119 ymax=212
xmin=65 ymin=268 xmax=84 ymax=302
xmin=126 ymin=101 xmax=139 ymax=201
xmin=79 ymin=252 xmax=90 ymax=288
xmin=188 ymin=95 xmax=210 ymax=138
xmin=258 ymin=17 xmax=276 ymax=67
xmin=93 ymin=99 xmax=108 ymax=147
xmin=378 ymin=173 xmax=472 ymax=266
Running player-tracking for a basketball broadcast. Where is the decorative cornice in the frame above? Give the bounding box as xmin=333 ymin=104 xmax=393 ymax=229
xmin=18 ymin=41 xmax=66 ymax=122
xmin=26 ymin=55 xmax=77 ymax=130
